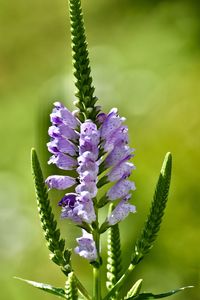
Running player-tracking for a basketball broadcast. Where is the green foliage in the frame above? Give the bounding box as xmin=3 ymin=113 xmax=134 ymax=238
xmin=125 ymin=279 xmax=143 ymax=299
xmin=65 ymin=272 xmax=78 ymax=300
xmin=31 ymin=148 xmax=71 ymax=276
xmin=15 ymin=277 xmax=66 ymax=298
xmin=125 ymin=286 xmax=193 ymax=299
xmin=132 ymin=152 xmax=172 ymax=265
xmin=69 ymin=0 xmax=98 ymax=120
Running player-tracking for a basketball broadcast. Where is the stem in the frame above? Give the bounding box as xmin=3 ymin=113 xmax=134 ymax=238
xmin=92 ymin=200 xmax=102 ymax=300
xmin=75 ymin=276 xmax=92 ymax=300
xmin=93 ymin=266 xmax=101 ymax=300
xmin=103 ymin=263 xmax=136 ymax=300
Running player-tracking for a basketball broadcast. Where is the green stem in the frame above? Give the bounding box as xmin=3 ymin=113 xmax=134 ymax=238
xmin=103 ymin=263 xmax=136 ymax=300
xmin=93 ymin=266 xmax=101 ymax=300
xmin=92 ymin=200 xmax=101 ymax=300
xmin=75 ymin=276 xmax=92 ymax=300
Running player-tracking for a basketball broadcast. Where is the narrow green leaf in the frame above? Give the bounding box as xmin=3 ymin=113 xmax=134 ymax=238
xmin=125 ymin=279 xmax=143 ymax=299
xmin=126 ymin=286 xmax=193 ymax=299
xmin=69 ymin=0 xmax=99 ymax=120
xmin=132 ymin=152 xmax=172 ymax=265
xmin=15 ymin=277 xmax=66 ymax=298
xmin=65 ymin=272 xmax=78 ymax=300
xmin=31 ymin=148 xmax=71 ymax=275
xmin=31 ymin=148 xmax=91 ymax=300
xmin=103 ymin=153 xmax=172 ymax=300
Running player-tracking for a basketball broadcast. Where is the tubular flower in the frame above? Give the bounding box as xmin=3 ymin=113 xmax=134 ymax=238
xmin=46 ymin=102 xmax=136 ymax=261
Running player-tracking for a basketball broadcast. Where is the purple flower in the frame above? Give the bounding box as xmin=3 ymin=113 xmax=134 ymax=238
xmin=107 ymin=161 xmax=135 ymax=182
xmin=107 ymin=179 xmax=136 ymax=201
xmin=75 ymin=230 xmax=97 ymax=261
xmin=48 ymin=124 xmax=79 ymax=141
xmin=47 ymin=137 xmax=78 ymax=156
xmin=50 ymin=102 xmax=80 ymax=129
xmin=100 ymin=108 xmax=125 ymax=140
xmin=105 ymin=144 xmax=134 ymax=168
xmin=48 ymin=153 xmax=77 ymax=170
xmin=107 ymin=196 xmax=136 ymax=226
xmin=45 ymin=175 xmax=76 ymax=190
xmin=59 ymin=192 xmax=96 ymax=224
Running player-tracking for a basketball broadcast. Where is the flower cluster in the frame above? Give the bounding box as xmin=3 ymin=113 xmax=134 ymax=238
xmin=46 ymin=102 xmax=136 ymax=261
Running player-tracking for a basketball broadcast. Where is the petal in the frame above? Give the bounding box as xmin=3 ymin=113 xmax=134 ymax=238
xmin=50 ymin=102 xmax=80 ymax=129
xmin=103 ymin=126 xmax=129 ymax=152
xmin=47 ymin=137 xmax=78 ymax=156
xmin=75 ymin=230 xmax=97 ymax=261
xmin=48 ymin=153 xmax=77 ymax=170
xmin=76 ymin=182 xmax=98 ymax=198
xmin=45 ymin=175 xmax=76 ymax=190
xmin=108 ymin=161 xmax=135 ymax=182
xmin=100 ymin=108 xmax=126 ymax=140
xmin=107 ymin=179 xmax=136 ymax=200
xmin=105 ymin=144 xmax=134 ymax=168
xmin=48 ymin=124 xmax=79 ymax=141
xmin=107 ymin=198 xmax=136 ymax=225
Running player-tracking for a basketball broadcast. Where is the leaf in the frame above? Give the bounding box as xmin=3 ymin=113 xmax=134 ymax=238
xmin=15 ymin=277 xmax=66 ymax=298
xmin=125 ymin=279 xmax=143 ymax=299
xmin=132 ymin=152 xmax=172 ymax=265
xmin=31 ymin=148 xmax=71 ymax=275
xmin=126 ymin=286 xmax=193 ymax=299
xmin=102 ymin=153 xmax=173 ymax=300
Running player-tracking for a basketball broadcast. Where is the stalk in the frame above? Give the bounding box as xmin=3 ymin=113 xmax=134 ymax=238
xmin=92 ymin=199 xmax=102 ymax=300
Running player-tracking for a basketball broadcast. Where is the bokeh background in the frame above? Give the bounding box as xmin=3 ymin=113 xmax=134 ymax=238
xmin=0 ymin=0 xmax=199 ymax=299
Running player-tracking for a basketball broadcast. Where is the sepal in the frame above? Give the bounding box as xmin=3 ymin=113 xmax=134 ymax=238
xmin=125 ymin=279 xmax=143 ymax=299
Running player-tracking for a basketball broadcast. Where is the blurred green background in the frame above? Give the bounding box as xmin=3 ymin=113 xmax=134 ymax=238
xmin=0 ymin=0 xmax=199 ymax=299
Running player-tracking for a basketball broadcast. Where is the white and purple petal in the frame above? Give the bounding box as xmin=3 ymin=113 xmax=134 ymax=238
xmin=51 ymin=102 xmax=80 ymax=129
xmin=107 ymin=179 xmax=136 ymax=200
xmin=45 ymin=175 xmax=76 ymax=190
xmin=107 ymin=198 xmax=136 ymax=225
xmin=105 ymin=144 xmax=134 ymax=168
xmin=75 ymin=230 xmax=97 ymax=261
xmin=47 ymin=137 xmax=77 ymax=156
xmin=100 ymin=108 xmax=126 ymax=140
xmin=107 ymin=161 xmax=135 ymax=182
xmin=48 ymin=153 xmax=77 ymax=170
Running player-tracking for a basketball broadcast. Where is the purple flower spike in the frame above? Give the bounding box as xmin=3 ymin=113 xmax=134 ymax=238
xmin=107 ymin=179 xmax=136 ymax=200
xmin=107 ymin=197 xmax=136 ymax=226
xmin=45 ymin=175 xmax=76 ymax=190
xmin=75 ymin=230 xmax=97 ymax=261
